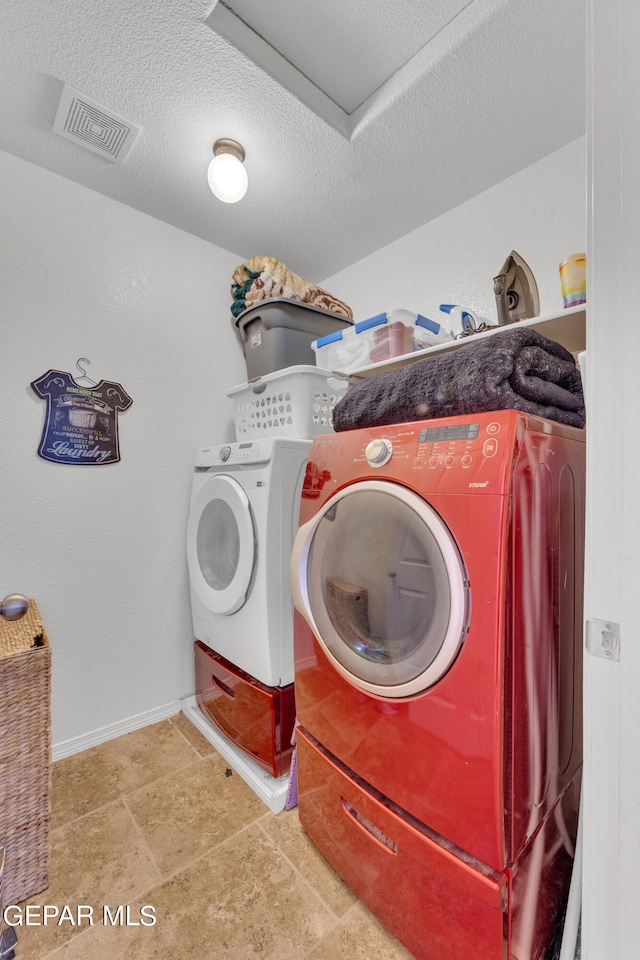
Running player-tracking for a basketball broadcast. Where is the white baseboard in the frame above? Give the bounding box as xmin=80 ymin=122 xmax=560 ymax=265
xmin=52 ymin=700 xmax=183 ymax=761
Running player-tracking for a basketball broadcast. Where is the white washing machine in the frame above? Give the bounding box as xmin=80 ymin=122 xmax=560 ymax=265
xmin=187 ymin=436 xmax=311 ymax=778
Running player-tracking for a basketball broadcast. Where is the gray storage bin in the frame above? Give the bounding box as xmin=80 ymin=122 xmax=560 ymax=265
xmin=235 ymin=297 xmax=352 ymax=379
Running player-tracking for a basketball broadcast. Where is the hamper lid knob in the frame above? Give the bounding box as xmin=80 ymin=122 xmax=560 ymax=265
xmin=0 ymin=593 xmax=30 ymax=621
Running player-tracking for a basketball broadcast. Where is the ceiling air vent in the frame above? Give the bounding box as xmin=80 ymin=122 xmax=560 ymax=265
xmin=53 ymin=84 xmax=141 ymax=164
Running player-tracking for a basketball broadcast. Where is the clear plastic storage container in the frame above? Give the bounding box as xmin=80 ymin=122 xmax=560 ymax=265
xmin=312 ymin=309 xmax=451 ymax=373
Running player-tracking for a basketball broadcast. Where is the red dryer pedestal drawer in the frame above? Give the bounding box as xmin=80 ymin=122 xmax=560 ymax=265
xmin=297 ymin=726 xmax=507 ymax=960
xmin=195 ymin=641 xmax=295 ymax=779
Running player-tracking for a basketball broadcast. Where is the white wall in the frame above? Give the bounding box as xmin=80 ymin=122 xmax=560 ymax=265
xmin=0 ymin=138 xmax=587 ymax=756
xmin=321 ymin=137 xmax=586 ymax=326
xmin=0 ymin=150 xmax=247 ymax=750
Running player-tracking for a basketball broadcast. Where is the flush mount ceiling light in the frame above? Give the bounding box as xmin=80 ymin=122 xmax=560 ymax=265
xmin=207 ymin=138 xmax=248 ymax=203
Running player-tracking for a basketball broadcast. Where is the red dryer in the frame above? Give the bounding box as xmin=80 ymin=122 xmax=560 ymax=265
xmin=290 ymin=410 xmax=585 ymax=960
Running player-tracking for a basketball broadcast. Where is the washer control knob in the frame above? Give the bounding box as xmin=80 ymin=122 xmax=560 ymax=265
xmin=365 ymin=438 xmax=392 ymax=467
xmin=219 ymin=445 xmax=232 ymax=462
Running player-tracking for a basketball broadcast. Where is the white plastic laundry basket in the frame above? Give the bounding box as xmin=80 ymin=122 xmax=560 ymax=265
xmin=228 ymin=365 xmax=348 ymax=440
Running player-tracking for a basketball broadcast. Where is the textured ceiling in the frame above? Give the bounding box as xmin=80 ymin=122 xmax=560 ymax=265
xmin=1 ymin=0 xmax=585 ymax=281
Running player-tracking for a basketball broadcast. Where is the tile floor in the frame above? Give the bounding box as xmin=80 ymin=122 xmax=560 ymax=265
xmin=13 ymin=714 xmax=415 ymax=960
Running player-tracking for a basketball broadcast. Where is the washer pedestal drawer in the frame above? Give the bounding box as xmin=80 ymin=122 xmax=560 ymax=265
xmin=297 ymin=726 xmax=507 ymax=960
xmin=195 ymin=640 xmax=295 ymax=778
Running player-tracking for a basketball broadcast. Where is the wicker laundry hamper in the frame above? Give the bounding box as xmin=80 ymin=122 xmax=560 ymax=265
xmin=0 ymin=600 xmax=51 ymax=905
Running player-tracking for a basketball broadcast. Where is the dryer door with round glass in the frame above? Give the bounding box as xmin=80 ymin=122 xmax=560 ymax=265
xmin=291 ymin=480 xmax=469 ymax=698
xmin=187 ymin=474 xmax=255 ymax=616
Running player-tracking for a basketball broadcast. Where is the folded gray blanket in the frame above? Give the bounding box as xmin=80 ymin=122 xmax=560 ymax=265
xmin=332 ymin=327 xmax=585 ymax=431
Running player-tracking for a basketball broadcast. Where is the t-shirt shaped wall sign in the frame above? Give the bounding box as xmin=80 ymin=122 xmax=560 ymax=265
xmin=31 ymin=369 xmax=133 ymax=465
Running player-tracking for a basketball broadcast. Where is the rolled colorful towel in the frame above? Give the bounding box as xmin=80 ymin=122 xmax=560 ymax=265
xmin=231 ymin=255 xmax=353 ymax=320
xmin=332 ymin=327 xmax=585 ymax=431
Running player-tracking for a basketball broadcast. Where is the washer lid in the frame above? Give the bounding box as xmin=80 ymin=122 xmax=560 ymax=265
xmin=187 ymin=474 xmax=255 ymax=616
xmin=290 ymin=480 xmax=469 ymax=698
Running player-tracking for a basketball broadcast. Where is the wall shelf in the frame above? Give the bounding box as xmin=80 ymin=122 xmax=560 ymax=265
xmin=348 ymin=304 xmax=586 ymax=380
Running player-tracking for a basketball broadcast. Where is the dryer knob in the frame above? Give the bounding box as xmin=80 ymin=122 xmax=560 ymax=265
xmin=365 ymin=438 xmax=392 ymax=467
xmin=219 ymin=445 xmax=232 ymax=462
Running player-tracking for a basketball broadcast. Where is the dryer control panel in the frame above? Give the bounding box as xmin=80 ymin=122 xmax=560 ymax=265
xmin=389 ymin=416 xmax=513 ymax=493
xmin=413 ymin=421 xmax=492 ymax=474
xmin=303 ymin=411 xmax=529 ymax=499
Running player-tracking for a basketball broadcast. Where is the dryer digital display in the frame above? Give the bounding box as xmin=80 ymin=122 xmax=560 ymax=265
xmin=417 ymin=423 xmax=479 ymax=442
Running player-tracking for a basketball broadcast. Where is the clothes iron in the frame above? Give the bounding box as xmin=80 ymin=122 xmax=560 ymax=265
xmin=493 ymin=251 xmax=540 ymax=325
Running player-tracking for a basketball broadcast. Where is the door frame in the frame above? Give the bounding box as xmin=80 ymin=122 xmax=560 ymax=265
xmin=584 ymin=0 xmax=640 ymax=955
